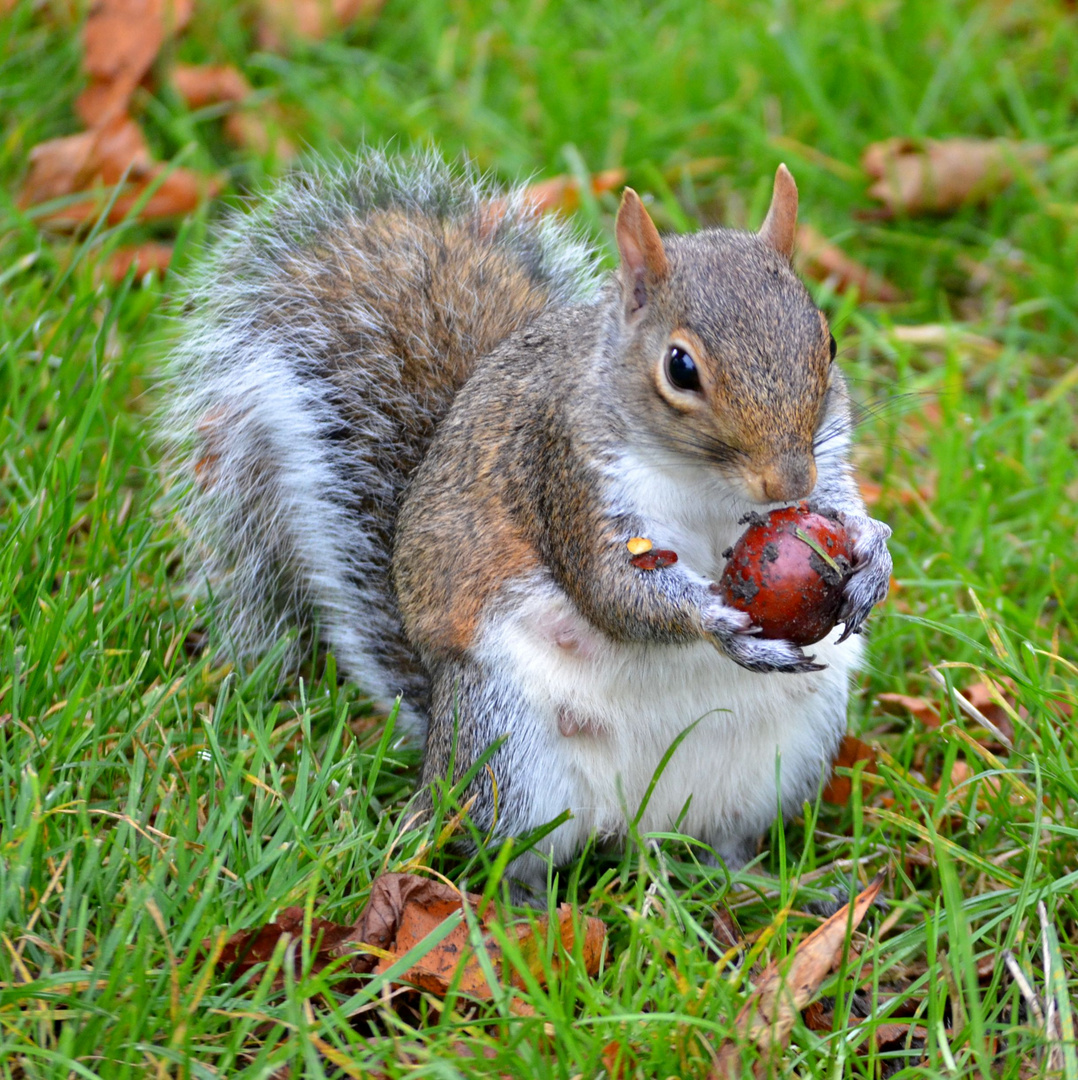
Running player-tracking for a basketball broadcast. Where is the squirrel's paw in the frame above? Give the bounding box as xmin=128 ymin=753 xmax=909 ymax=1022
xmin=836 ymin=513 xmax=893 ymax=641
xmin=704 ymin=601 xmax=826 ymax=674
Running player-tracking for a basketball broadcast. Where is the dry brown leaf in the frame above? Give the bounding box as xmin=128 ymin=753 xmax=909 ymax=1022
xmin=712 ymin=903 xmax=742 ymax=952
xmin=214 ymin=905 xmax=374 ymax=996
xmin=256 ymin=0 xmax=385 ymax=50
xmin=959 ymin=680 xmax=1018 ymax=746
xmin=877 ymin=692 xmax=941 ymax=729
xmin=822 ymin=734 xmax=878 ymax=806
xmin=172 ymin=62 xmax=250 ymax=109
xmin=76 ymin=0 xmax=194 ymax=125
xmin=368 ymin=874 xmax=606 ymax=998
xmin=20 ymin=115 xmax=150 ymax=206
xmin=601 ymin=1038 xmax=639 ymax=1080
xmin=521 ymin=169 xmax=628 ymax=215
xmin=20 ymin=115 xmax=220 ymax=227
xmin=207 ymin=872 xmax=606 ymax=1005
xmin=106 ymin=241 xmax=173 ymax=282
xmin=223 ymin=109 xmax=297 ymax=161
xmin=862 ymin=137 xmax=1049 ymax=217
xmin=710 ymin=874 xmax=885 ymax=1077
xmin=795 ymin=223 xmax=902 ymax=302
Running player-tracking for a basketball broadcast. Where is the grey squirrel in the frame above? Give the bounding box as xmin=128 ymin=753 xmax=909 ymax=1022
xmin=164 ymin=149 xmax=892 ymax=893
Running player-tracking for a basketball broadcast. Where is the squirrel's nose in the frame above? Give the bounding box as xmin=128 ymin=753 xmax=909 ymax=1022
xmin=756 ymin=455 xmax=817 ymax=502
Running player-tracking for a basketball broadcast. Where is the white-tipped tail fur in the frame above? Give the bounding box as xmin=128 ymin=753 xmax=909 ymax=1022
xmin=159 ymin=149 xmax=602 ymax=734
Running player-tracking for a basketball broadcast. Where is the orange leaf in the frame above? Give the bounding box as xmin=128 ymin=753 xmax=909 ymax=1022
xmin=105 ymin=241 xmax=173 ymax=282
xmin=862 ymin=137 xmax=1048 ymax=217
xmin=367 ymin=874 xmax=606 ymax=998
xmin=76 ymin=0 xmax=193 ymax=125
xmin=822 ymin=734 xmax=877 ymax=806
xmin=795 ymin=224 xmax=902 ymax=303
xmin=877 ymin=692 xmax=941 ymax=729
xmin=20 ymin=115 xmax=220 ymax=228
xmin=522 ymin=169 xmax=627 ymax=215
xmin=256 ymin=0 xmax=385 ymax=50
xmin=172 ymin=63 xmax=250 ymax=109
xmin=205 ymin=873 xmax=606 ymax=1006
xmin=710 ymin=875 xmax=884 ymax=1077
xmin=223 ymin=110 xmax=297 ymax=161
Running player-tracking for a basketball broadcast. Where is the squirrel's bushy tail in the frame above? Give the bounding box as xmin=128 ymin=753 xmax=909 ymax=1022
xmin=160 ymin=149 xmax=602 ymax=733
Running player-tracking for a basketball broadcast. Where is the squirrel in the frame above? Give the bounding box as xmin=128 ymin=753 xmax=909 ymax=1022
xmin=163 ymin=149 xmax=892 ymax=894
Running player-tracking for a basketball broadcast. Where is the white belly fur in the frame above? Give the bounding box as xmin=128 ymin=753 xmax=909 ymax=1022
xmin=477 ymin=585 xmax=858 ymax=864
xmin=474 ymin=445 xmax=860 ymax=865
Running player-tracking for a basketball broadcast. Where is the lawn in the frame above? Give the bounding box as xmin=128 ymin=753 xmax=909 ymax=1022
xmin=2 ymin=0 xmax=1077 ymax=1076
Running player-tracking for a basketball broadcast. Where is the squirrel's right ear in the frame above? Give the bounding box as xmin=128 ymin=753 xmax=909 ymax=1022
xmin=615 ymin=188 xmax=669 ymax=318
xmin=758 ymin=164 xmax=798 ymax=261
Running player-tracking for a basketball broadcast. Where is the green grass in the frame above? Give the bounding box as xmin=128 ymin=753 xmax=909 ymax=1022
xmin=3 ymin=0 xmax=1077 ymax=1075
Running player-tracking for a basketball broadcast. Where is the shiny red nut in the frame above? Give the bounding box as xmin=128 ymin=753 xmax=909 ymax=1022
xmin=718 ymin=503 xmax=853 ymax=646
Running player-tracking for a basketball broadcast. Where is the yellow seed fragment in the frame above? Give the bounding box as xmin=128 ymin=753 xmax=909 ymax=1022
xmin=627 ymin=537 xmax=653 ymax=555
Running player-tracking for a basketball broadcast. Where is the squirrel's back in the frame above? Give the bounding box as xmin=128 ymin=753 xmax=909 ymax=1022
xmin=162 ymin=150 xmax=602 ymax=731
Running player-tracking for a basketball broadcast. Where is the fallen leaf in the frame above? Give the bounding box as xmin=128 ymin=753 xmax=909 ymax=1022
xmin=368 ymin=874 xmax=606 ymax=998
xmin=105 ymin=241 xmax=173 ymax=282
xmin=795 ymin=224 xmax=902 ymax=302
xmin=223 ymin=109 xmax=297 ymax=161
xmin=20 ymin=115 xmax=149 ymax=206
xmin=822 ymin=734 xmax=878 ymax=805
xmin=712 ymin=904 xmax=742 ymax=953
xmin=76 ymin=0 xmax=194 ymax=125
xmin=20 ymin=115 xmax=220 ymax=227
xmin=862 ymin=137 xmax=1049 ymax=217
xmin=207 ymin=872 xmax=606 ymax=1005
xmin=215 ymin=906 xmax=374 ymax=994
xmin=877 ymin=693 xmax=941 ymax=729
xmin=710 ymin=874 xmax=884 ymax=1077
xmin=172 ymin=62 xmax=250 ymax=109
xmin=601 ymin=1038 xmax=639 ymax=1080
xmin=959 ymin=680 xmax=1017 ymax=746
xmin=521 ymin=169 xmax=628 ymax=215
xmin=256 ymin=0 xmax=386 ymax=50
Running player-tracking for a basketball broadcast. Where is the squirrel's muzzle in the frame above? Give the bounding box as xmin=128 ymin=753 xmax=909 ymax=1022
xmin=745 ymin=453 xmax=817 ymax=503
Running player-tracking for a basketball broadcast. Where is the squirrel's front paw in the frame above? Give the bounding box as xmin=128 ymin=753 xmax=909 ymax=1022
xmin=836 ymin=513 xmax=892 ymax=641
xmin=704 ymin=601 xmax=826 ymax=674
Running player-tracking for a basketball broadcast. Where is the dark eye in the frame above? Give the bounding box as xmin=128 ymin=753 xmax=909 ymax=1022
xmin=665 ymin=345 xmax=702 ymax=392
xmin=829 ymin=334 xmax=837 ymax=361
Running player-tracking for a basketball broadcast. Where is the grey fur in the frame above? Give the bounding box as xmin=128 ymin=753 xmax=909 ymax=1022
xmin=160 ymin=149 xmax=602 ymax=732
xmin=162 ymin=151 xmax=893 ymax=890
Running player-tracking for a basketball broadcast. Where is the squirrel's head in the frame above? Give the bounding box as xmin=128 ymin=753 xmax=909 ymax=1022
xmin=613 ymin=166 xmax=841 ymax=505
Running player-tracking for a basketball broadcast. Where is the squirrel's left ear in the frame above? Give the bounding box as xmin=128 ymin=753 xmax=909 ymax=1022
xmin=616 ymin=188 xmax=669 ymax=318
xmin=758 ymin=164 xmax=798 ymax=261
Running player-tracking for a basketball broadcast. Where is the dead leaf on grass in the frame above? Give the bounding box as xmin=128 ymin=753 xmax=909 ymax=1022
xmin=76 ymin=0 xmax=194 ymax=125
xmin=208 ymin=872 xmax=606 ymax=1005
xmin=223 ymin=109 xmax=297 ymax=161
xmin=20 ymin=115 xmax=219 ymax=227
xmin=710 ymin=874 xmax=885 ymax=1078
xmin=172 ymin=62 xmax=250 ymax=109
xmin=522 ymin=169 xmax=628 ymax=215
xmin=256 ymin=0 xmax=386 ymax=50
xmin=105 ymin=241 xmax=173 ymax=282
xmin=795 ymin=223 xmax=902 ymax=302
xmin=822 ymin=734 xmax=878 ymax=806
xmin=862 ymin=137 xmax=1049 ymax=217
xmin=877 ymin=692 xmax=941 ymax=729
xmin=367 ymin=873 xmax=606 ymax=998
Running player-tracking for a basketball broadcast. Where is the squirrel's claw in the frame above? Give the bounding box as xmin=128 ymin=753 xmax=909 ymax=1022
xmin=836 ymin=513 xmax=893 ymax=638
xmin=704 ymin=600 xmax=827 ymax=674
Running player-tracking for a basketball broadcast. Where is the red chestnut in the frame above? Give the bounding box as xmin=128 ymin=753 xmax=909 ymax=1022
xmin=718 ymin=503 xmax=853 ymax=646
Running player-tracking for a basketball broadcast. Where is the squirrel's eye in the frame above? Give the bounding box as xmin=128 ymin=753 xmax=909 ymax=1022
xmin=665 ymin=345 xmax=702 ymax=393
xmin=829 ymin=334 xmax=837 ymax=362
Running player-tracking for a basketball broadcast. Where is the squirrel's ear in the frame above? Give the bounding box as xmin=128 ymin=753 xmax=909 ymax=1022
xmin=615 ymin=188 xmax=669 ymax=317
xmin=758 ymin=164 xmax=798 ymax=261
